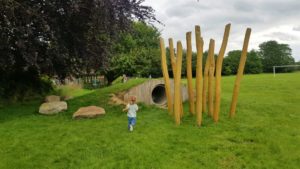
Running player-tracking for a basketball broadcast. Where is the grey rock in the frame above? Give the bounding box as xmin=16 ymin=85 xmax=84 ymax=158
xmin=73 ymin=106 xmax=105 ymax=119
xmin=39 ymin=101 xmax=67 ymax=115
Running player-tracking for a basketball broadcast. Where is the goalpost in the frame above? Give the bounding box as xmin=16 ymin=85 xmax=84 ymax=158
xmin=273 ymin=65 xmax=300 ymax=77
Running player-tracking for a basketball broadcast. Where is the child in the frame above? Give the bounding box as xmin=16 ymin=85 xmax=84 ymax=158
xmin=123 ymin=96 xmax=138 ymax=131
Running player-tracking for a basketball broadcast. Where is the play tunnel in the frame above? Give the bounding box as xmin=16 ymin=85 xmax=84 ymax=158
xmin=123 ymin=79 xmax=188 ymax=106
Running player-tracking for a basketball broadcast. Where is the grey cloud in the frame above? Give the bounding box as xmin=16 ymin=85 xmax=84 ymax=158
xmin=231 ymin=0 xmax=300 ymax=29
xmin=228 ymin=15 xmax=264 ymax=24
xmin=164 ymin=0 xmax=265 ymax=28
xmin=293 ymin=26 xmax=300 ymax=31
xmin=233 ymin=1 xmax=255 ymax=12
xmin=148 ymin=0 xmax=300 ymax=60
xmin=165 ymin=2 xmax=212 ymax=18
xmin=259 ymin=0 xmax=300 ymax=14
xmin=265 ymin=32 xmax=298 ymax=41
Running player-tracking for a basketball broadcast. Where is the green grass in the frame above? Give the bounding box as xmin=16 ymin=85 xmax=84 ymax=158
xmin=55 ymin=84 xmax=95 ymax=98
xmin=0 ymin=73 xmax=300 ymax=169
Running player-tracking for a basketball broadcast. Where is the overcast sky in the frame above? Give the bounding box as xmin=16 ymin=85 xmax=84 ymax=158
xmin=143 ymin=0 xmax=300 ymax=61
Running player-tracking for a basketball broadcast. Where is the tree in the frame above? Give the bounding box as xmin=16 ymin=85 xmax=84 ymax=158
xmin=222 ymin=50 xmax=263 ymax=75
xmin=0 ymin=0 xmax=157 ymax=99
xmin=104 ymin=22 xmax=161 ymax=83
xmin=259 ymin=40 xmax=295 ymax=72
xmin=246 ymin=50 xmax=263 ymax=74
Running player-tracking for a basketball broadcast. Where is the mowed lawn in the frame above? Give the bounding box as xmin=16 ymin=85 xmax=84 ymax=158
xmin=0 ymin=73 xmax=300 ymax=169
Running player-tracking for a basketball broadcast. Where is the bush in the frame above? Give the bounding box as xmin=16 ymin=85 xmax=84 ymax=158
xmin=112 ymin=76 xmax=124 ymax=85
xmin=0 ymin=68 xmax=53 ymax=101
xmin=222 ymin=50 xmax=263 ymax=75
xmin=223 ymin=66 xmax=232 ymax=75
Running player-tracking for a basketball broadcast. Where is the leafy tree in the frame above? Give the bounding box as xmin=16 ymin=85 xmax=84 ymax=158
xmin=105 ymin=22 xmax=161 ymax=83
xmin=246 ymin=50 xmax=263 ymax=74
xmin=222 ymin=52 xmax=239 ymax=75
xmin=222 ymin=66 xmax=232 ymax=75
xmin=259 ymin=40 xmax=295 ymax=72
xmin=0 ymin=0 xmax=157 ymax=99
xmin=222 ymin=50 xmax=263 ymax=75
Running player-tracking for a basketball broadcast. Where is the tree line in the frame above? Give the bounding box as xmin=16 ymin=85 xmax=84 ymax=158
xmin=112 ymin=24 xmax=297 ymax=77
xmin=110 ymin=24 xmax=297 ymax=78
xmin=222 ymin=40 xmax=295 ymax=75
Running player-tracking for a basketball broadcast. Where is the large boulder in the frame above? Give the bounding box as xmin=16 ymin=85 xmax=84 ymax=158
xmin=73 ymin=106 xmax=105 ymax=119
xmin=45 ymin=95 xmax=60 ymax=102
xmin=39 ymin=101 xmax=68 ymax=115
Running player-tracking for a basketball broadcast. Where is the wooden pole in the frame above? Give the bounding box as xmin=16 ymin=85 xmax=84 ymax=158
xmin=169 ymin=38 xmax=176 ymax=78
xmin=213 ymin=24 xmax=231 ymax=123
xmin=208 ymin=39 xmax=215 ymax=117
xmin=195 ymin=25 xmax=203 ymax=126
xmin=180 ymin=90 xmax=184 ymax=118
xmin=159 ymin=38 xmax=173 ymax=115
xmin=229 ymin=28 xmax=252 ymax=117
xmin=174 ymin=41 xmax=183 ymax=125
xmin=186 ymin=32 xmax=195 ymax=115
xmin=169 ymin=38 xmax=184 ymax=116
xmin=202 ymin=49 xmax=210 ymax=113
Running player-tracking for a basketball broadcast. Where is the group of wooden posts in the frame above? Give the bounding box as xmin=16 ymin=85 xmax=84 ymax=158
xmin=159 ymin=23 xmax=251 ymax=126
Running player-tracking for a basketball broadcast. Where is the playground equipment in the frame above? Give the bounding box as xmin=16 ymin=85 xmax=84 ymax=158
xmin=122 ymin=79 xmax=189 ymax=106
xmin=160 ymin=23 xmax=251 ymax=126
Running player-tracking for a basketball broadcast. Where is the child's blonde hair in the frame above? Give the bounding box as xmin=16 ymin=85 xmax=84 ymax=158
xmin=130 ymin=96 xmax=136 ymax=103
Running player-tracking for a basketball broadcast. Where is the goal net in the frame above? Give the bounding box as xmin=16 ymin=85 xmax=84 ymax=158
xmin=273 ymin=65 xmax=300 ymax=77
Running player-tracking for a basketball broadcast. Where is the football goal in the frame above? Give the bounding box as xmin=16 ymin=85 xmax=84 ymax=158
xmin=273 ymin=65 xmax=300 ymax=77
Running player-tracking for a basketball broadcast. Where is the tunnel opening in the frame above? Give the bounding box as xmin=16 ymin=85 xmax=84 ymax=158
xmin=151 ymin=84 xmax=167 ymax=105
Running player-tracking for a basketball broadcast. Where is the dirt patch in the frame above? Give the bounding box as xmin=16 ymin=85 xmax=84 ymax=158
xmin=109 ymin=92 xmax=127 ymax=105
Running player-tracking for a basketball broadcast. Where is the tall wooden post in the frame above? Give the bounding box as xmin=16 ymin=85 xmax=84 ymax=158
xmin=195 ymin=25 xmax=204 ymax=126
xmin=169 ymin=38 xmax=184 ymax=116
xmin=213 ymin=24 xmax=231 ymax=123
xmin=169 ymin=38 xmax=176 ymax=78
xmin=174 ymin=41 xmax=183 ymax=125
xmin=230 ymin=28 xmax=251 ymax=117
xmin=159 ymin=38 xmax=173 ymax=115
xmin=202 ymin=49 xmax=211 ymax=113
xmin=208 ymin=39 xmax=215 ymax=117
xmin=186 ymin=32 xmax=195 ymax=115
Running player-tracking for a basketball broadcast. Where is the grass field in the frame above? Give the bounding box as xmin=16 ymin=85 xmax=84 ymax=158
xmin=0 ymin=73 xmax=300 ymax=169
